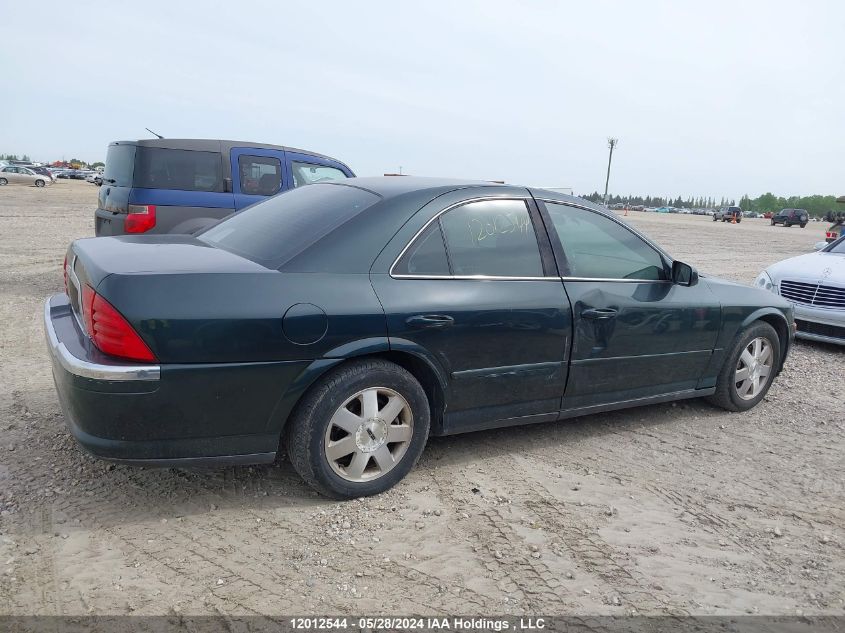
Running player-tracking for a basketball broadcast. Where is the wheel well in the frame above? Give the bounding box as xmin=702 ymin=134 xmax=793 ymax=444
xmin=372 ymin=351 xmax=446 ymax=435
xmin=758 ymin=314 xmax=789 ymax=368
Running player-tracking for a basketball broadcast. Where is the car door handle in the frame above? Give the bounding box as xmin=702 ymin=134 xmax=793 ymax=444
xmin=406 ymin=314 xmax=455 ymax=329
xmin=581 ymin=308 xmax=618 ymax=320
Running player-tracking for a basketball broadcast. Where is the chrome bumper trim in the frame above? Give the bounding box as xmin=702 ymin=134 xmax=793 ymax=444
xmin=43 ymin=297 xmax=160 ymax=381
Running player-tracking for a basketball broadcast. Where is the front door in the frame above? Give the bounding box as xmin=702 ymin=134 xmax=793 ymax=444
xmin=230 ymin=147 xmax=286 ymax=210
xmin=537 ymin=198 xmax=721 ymax=410
xmin=371 ymin=193 xmax=572 ymax=433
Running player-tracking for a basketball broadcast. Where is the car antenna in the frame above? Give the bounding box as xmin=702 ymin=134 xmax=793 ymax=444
xmin=145 ymin=127 xmax=165 ymax=139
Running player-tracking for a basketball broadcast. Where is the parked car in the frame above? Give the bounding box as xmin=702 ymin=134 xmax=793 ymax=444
xmin=755 ymin=235 xmax=845 ymax=345
xmin=771 ymin=208 xmax=809 ymax=228
xmin=713 ymin=206 xmax=743 ymax=223
xmin=823 ymin=199 xmax=845 ymax=243
xmin=95 ymin=138 xmax=354 ymax=236
xmin=46 ymin=178 xmax=795 ymax=498
xmin=27 ymin=166 xmax=56 ymax=182
xmin=86 ymin=172 xmax=103 ymax=185
xmin=0 ymin=165 xmax=51 ymax=187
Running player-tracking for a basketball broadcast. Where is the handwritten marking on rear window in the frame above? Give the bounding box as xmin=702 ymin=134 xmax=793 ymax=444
xmin=469 ymin=213 xmax=530 ymax=244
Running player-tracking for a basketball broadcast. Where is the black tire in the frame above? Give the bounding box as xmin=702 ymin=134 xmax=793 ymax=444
xmin=285 ymin=358 xmax=430 ymax=499
xmin=785 ymin=222 xmax=791 ymax=227
xmin=712 ymin=215 xmax=718 ymax=222
xmin=35 ymin=179 xmax=45 ymax=187
xmin=771 ymin=219 xmax=776 ymax=226
xmin=707 ymin=321 xmax=781 ymax=412
xmin=800 ymin=223 xmax=806 ymax=228
xmin=0 ymin=178 xmax=7 ymax=186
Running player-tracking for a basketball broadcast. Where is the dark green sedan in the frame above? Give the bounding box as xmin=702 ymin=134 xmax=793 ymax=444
xmin=45 ymin=178 xmax=795 ymax=498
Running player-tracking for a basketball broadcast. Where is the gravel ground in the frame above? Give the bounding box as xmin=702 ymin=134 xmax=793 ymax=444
xmin=0 ymin=181 xmax=842 ymax=616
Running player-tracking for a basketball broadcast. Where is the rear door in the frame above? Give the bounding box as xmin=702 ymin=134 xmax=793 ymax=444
xmin=230 ymin=147 xmax=286 ymax=210
xmin=537 ymin=198 xmax=721 ymax=410
xmin=371 ymin=189 xmax=572 ymax=434
xmin=96 ymin=143 xmax=135 ymax=234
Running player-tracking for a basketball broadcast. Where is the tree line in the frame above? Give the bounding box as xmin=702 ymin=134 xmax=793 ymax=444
xmin=579 ymin=191 xmax=840 ymax=218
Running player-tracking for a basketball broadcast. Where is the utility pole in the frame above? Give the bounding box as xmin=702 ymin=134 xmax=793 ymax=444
xmin=603 ymin=137 xmax=618 ymax=206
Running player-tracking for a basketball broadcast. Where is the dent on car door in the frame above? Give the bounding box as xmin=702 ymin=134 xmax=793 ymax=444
xmin=370 ymin=195 xmax=573 ymax=434
xmin=538 ymin=200 xmax=720 ymax=409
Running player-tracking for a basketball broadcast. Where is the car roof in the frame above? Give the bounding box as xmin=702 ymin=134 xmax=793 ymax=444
xmin=326 ymin=176 xmax=606 ymax=212
xmin=110 ymin=138 xmax=347 ymax=165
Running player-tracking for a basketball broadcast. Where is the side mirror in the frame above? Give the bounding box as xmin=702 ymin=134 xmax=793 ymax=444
xmin=672 ymin=260 xmax=698 ymax=286
xmin=813 ymin=241 xmax=827 ymax=251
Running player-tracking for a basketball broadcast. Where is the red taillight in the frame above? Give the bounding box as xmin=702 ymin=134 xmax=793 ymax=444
xmin=125 ymin=204 xmax=156 ymax=233
xmin=827 ymin=232 xmax=837 ymax=239
xmin=81 ymin=285 xmax=156 ymax=362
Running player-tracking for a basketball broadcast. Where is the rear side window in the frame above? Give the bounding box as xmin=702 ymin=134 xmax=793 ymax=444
xmin=439 ymin=199 xmax=544 ymax=277
xmin=291 ymin=161 xmax=348 ymax=187
xmin=103 ymin=144 xmax=136 ymax=187
xmin=393 ymin=222 xmax=450 ymax=276
xmin=134 ymin=147 xmax=223 ymax=192
xmin=198 ymin=184 xmax=379 ymax=269
xmin=238 ymin=155 xmax=281 ymax=195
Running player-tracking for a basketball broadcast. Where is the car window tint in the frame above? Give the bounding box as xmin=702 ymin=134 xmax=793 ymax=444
xmin=394 ymin=222 xmax=450 ymax=276
xmin=103 ymin=144 xmax=136 ymax=187
xmin=134 ymin=147 xmax=223 ymax=192
xmin=545 ymin=202 xmax=666 ymax=280
xmin=198 ymin=184 xmax=379 ymax=269
xmin=439 ymin=199 xmax=544 ymax=277
xmin=238 ymin=155 xmax=281 ymax=196
xmin=291 ymin=161 xmax=348 ymax=187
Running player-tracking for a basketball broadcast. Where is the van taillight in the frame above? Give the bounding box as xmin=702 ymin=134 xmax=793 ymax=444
xmin=81 ymin=285 xmax=156 ymax=362
xmin=125 ymin=204 xmax=156 ymax=233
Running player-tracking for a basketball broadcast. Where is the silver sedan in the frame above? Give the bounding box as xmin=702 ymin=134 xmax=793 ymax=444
xmin=755 ymin=237 xmax=845 ymax=345
xmin=0 ymin=166 xmax=52 ymax=187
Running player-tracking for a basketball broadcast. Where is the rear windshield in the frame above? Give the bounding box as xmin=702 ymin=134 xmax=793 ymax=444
xmin=103 ymin=144 xmax=136 ymax=187
xmin=728 ymin=207 xmax=742 ymax=213
xmin=133 ymin=147 xmax=224 ymax=192
xmin=198 ymin=184 xmax=380 ymax=269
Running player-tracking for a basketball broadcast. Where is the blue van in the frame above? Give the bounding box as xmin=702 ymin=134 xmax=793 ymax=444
xmin=94 ymin=139 xmax=355 ymax=235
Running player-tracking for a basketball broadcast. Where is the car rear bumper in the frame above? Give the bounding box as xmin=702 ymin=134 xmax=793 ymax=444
xmin=44 ymin=294 xmax=307 ymax=465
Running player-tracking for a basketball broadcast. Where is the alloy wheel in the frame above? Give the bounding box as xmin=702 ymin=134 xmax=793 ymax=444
xmin=323 ymin=387 xmax=414 ymax=482
xmin=734 ymin=337 xmax=773 ymax=400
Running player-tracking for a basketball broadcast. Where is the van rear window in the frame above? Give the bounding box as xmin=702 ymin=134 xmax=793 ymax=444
xmin=133 ymin=147 xmax=223 ymax=192
xmin=103 ymin=144 xmax=136 ymax=187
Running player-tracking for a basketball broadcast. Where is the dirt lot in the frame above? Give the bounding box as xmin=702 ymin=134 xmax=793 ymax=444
xmin=1 ymin=181 xmax=842 ymax=617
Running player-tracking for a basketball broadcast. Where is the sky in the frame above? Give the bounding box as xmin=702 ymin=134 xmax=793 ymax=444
xmin=1 ymin=1 xmax=843 ymax=200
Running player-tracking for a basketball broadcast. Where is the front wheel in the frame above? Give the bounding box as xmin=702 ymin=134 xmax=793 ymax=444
xmin=713 ymin=216 xmax=718 ymax=222
xmin=707 ymin=321 xmax=780 ymax=412
xmin=800 ymin=223 xmax=806 ymax=228
xmin=35 ymin=179 xmax=45 ymax=187
xmin=285 ymin=359 xmax=430 ymax=499
xmin=771 ymin=219 xmax=776 ymax=226
xmin=785 ymin=222 xmax=791 ymax=227
xmin=0 ymin=178 xmax=7 ymax=186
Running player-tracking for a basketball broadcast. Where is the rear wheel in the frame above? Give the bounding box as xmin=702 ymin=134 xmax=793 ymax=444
xmin=800 ymin=223 xmax=806 ymax=228
xmin=707 ymin=321 xmax=780 ymax=412
xmin=285 ymin=359 xmax=430 ymax=499
xmin=771 ymin=219 xmax=776 ymax=225
xmin=35 ymin=179 xmax=45 ymax=187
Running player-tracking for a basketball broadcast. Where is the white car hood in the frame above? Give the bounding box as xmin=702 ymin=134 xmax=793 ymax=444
xmin=767 ymin=251 xmax=845 ymax=284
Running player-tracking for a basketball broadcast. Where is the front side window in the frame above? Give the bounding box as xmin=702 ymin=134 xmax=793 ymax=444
xmin=439 ymin=199 xmax=544 ymax=277
xmin=238 ymin=155 xmax=282 ymax=196
xmin=545 ymin=202 xmax=666 ymax=280
xmin=291 ymin=161 xmax=348 ymax=187
xmin=133 ymin=147 xmax=223 ymax=192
